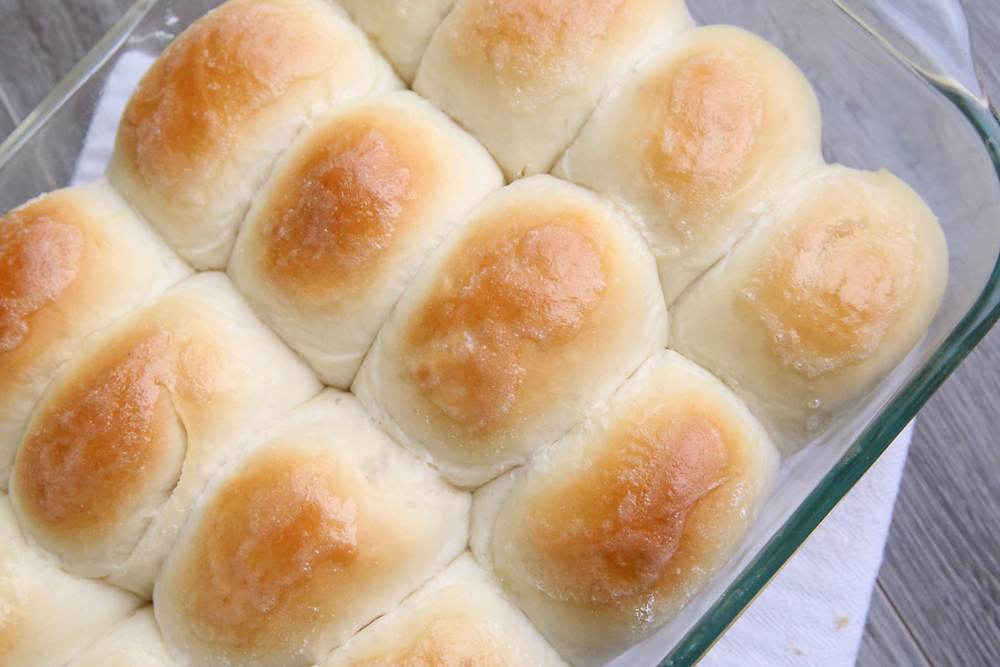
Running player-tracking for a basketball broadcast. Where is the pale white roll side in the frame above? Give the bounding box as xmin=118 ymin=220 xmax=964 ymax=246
xmin=0 ymin=496 xmax=142 ymax=667
xmin=471 ymin=350 xmax=779 ymax=665
xmin=229 ymin=91 xmax=503 ymax=388
xmin=107 ymin=0 xmax=402 ymax=270
xmin=155 ymin=390 xmax=470 ymax=667
xmin=322 ymin=552 xmax=570 ymax=667
xmin=670 ymin=165 xmax=949 ymax=455
xmin=354 ymin=175 xmax=668 ymax=487
xmin=8 ymin=272 xmax=322 ymax=598
xmin=335 ymin=0 xmax=459 ymax=82
xmin=0 ymin=181 xmax=191 ymax=491
xmin=555 ymin=25 xmax=823 ymax=305
xmin=413 ymin=0 xmax=693 ymax=180
xmin=66 ymin=608 xmax=182 ymax=667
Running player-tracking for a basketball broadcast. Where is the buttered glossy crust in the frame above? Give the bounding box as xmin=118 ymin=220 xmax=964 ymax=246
xmin=0 ymin=496 xmax=142 ymax=667
xmin=354 ymin=175 xmax=668 ymax=487
xmin=155 ymin=391 xmax=469 ymax=667
xmin=9 ymin=273 xmax=321 ymax=597
xmin=0 ymin=1 xmax=954 ymax=663
xmin=414 ymin=0 xmax=693 ymax=179
xmin=471 ymin=351 xmax=778 ymax=664
xmin=670 ymin=165 xmax=949 ymax=454
xmin=322 ymin=553 xmax=568 ymax=667
xmin=336 ymin=0 xmax=459 ymax=82
xmin=0 ymin=181 xmax=190 ymax=492
xmin=165 ymin=447 xmax=393 ymax=662
xmin=229 ymin=91 xmax=503 ymax=388
xmin=108 ymin=0 xmax=401 ymax=270
xmin=556 ymin=25 xmax=823 ymax=305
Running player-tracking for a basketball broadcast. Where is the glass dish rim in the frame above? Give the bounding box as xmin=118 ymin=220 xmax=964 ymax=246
xmin=0 ymin=1 xmax=998 ymax=665
xmin=660 ymin=33 xmax=1000 ymax=667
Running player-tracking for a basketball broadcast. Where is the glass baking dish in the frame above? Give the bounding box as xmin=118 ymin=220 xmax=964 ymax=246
xmin=0 ymin=0 xmax=997 ymax=665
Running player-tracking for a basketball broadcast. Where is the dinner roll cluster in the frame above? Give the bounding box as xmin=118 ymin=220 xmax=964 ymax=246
xmin=554 ymin=25 xmax=823 ymax=304
xmin=0 ymin=0 xmax=948 ymax=665
xmin=108 ymin=0 xmax=401 ymax=270
xmin=229 ymin=91 xmax=503 ymax=388
xmin=0 ymin=182 xmax=190 ymax=489
xmin=471 ymin=351 xmax=778 ymax=662
xmin=671 ymin=165 xmax=948 ymax=455
xmin=0 ymin=496 xmax=142 ymax=667
xmin=322 ymin=553 xmax=569 ymax=667
xmin=415 ymin=0 xmax=694 ymax=179
xmin=355 ymin=175 xmax=668 ymax=487
xmin=9 ymin=272 xmax=321 ymax=597
xmin=156 ymin=391 xmax=468 ymax=667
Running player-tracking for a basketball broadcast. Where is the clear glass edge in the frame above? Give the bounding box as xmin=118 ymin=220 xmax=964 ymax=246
xmin=1 ymin=0 xmax=998 ymax=665
xmin=832 ymin=0 xmax=986 ymax=102
xmin=661 ymin=81 xmax=1000 ymax=667
xmin=0 ymin=0 xmax=157 ymax=166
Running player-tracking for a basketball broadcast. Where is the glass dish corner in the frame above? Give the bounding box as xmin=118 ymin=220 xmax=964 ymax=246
xmin=1 ymin=1 xmax=999 ymax=666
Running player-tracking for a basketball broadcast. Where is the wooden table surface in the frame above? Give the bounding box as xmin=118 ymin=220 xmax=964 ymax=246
xmin=1 ymin=1 xmax=998 ymax=665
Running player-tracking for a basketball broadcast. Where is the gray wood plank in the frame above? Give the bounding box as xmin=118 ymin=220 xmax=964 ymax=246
xmin=0 ymin=0 xmax=134 ymax=119
xmin=857 ymin=585 xmax=934 ymax=667
xmin=0 ymin=86 xmax=15 ymax=141
xmin=863 ymin=3 xmax=1000 ymax=667
xmin=873 ymin=324 xmax=1000 ymax=667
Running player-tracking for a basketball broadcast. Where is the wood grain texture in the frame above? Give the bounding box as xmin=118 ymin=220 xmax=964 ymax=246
xmin=865 ymin=4 xmax=1000 ymax=667
xmin=856 ymin=585 xmax=934 ymax=667
xmin=0 ymin=0 xmax=134 ymax=119
xmin=0 ymin=97 xmax=14 ymax=140
xmin=0 ymin=1 xmax=999 ymax=666
xmin=875 ymin=324 xmax=1000 ymax=667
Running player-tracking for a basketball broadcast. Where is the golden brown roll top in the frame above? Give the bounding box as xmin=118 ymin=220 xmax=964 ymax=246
xmin=0 ymin=182 xmax=190 ymax=491
xmin=0 ymin=495 xmax=142 ymax=667
xmin=322 ymin=553 xmax=569 ymax=667
xmin=8 ymin=272 xmax=322 ymax=597
xmin=108 ymin=0 xmax=402 ymax=270
xmin=335 ymin=0 xmax=459 ymax=83
xmin=555 ymin=25 xmax=823 ymax=305
xmin=413 ymin=0 xmax=693 ymax=179
xmin=229 ymin=91 xmax=503 ymax=388
xmin=66 ymin=608 xmax=182 ymax=667
xmin=354 ymin=175 xmax=668 ymax=487
xmin=470 ymin=351 xmax=778 ymax=664
xmin=155 ymin=390 xmax=470 ymax=667
xmin=670 ymin=165 xmax=949 ymax=454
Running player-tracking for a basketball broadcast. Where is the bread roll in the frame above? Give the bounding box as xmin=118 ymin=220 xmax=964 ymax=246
xmin=335 ymin=0 xmax=459 ymax=83
xmin=322 ymin=553 xmax=569 ymax=667
xmin=555 ymin=25 xmax=823 ymax=305
xmin=155 ymin=390 xmax=470 ymax=667
xmin=66 ymin=608 xmax=182 ymax=667
xmin=354 ymin=175 xmax=668 ymax=487
xmin=413 ymin=0 xmax=693 ymax=180
xmin=229 ymin=91 xmax=503 ymax=388
xmin=108 ymin=0 xmax=402 ymax=270
xmin=670 ymin=165 xmax=949 ymax=454
xmin=470 ymin=351 xmax=778 ymax=664
xmin=0 ymin=495 xmax=142 ymax=667
xmin=0 ymin=181 xmax=190 ymax=491
xmin=9 ymin=272 xmax=321 ymax=597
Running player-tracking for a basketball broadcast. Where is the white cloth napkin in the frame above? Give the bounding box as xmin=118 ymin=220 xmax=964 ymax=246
xmin=74 ymin=51 xmax=913 ymax=667
xmin=71 ymin=51 xmax=155 ymax=186
xmin=703 ymin=423 xmax=913 ymax=667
